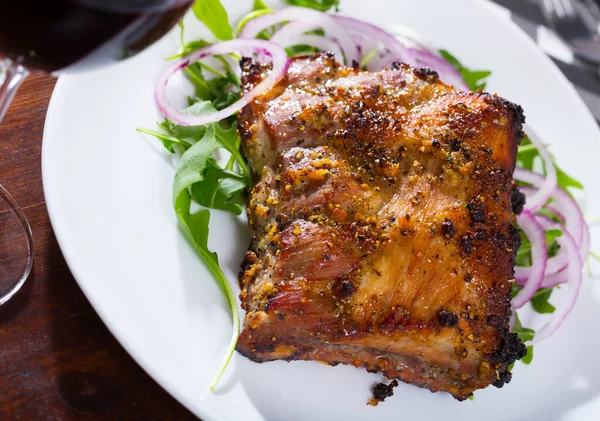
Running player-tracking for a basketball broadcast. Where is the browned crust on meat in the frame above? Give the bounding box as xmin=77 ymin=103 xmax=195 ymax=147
xmin=237 ymin=53 xmax=526 ymax=400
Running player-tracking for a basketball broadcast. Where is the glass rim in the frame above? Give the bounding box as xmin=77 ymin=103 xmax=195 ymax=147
xmin=0 ymin=182 xmax=34 ymax=306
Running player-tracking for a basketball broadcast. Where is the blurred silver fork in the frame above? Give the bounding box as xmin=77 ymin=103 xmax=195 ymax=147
xmin=540 ymin=0 xmax=600 ymax=63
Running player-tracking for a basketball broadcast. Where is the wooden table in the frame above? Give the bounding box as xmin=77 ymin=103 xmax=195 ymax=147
xmin=0 ymin=74 xmax=197 ymax=420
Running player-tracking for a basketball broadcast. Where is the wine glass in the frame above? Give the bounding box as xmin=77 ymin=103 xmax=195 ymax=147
xmin=0 ymin=0 xmax=193 ymax=305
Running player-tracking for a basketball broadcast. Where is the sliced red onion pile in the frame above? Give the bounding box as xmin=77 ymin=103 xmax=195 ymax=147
xmin=513 ymin=137 xmax=588 ymax=343
xmin=155 ymin=39 xmax=290 ymax=127
xmin=153 ymin=7 xmax=590 ymax=343
xmin=512 ymin=211 xmax=547 ymax=309
xmin=515 ymin=126 xmax=558 ymax=212
xmin=239 ymin=6 xmax=360 ymax=64
xmin=154 ymin=7 xmax=478 ymax=127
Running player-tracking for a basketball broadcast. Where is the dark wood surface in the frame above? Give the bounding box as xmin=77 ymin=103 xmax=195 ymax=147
xmin=0 ymin=73 xmax=197 ymax=420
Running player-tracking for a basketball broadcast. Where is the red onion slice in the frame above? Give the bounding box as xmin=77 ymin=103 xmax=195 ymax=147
xmin=239 ymin=7 xmax=360 ymax=64
xmin=513 ymin=178 xmax=588 ymax=289
xmin=270 ymin=21 xmax=344 ymax=63
xmin=531 ymin=215 xmax=583 ymax=344
xmin=542 ymin=220 xmax=590 ymax=288
xmin=515 ymin=248 xmax=568 ymax=282
xmin=544 ymin=204 xmax=567 ymax=223
xmin=514 ymin=188 xmax=569 ymax=281
xmin=333 ymin=15 xmax=414 ymax=65
xmin=513 ymin=126 xmax=558 ymax=211
xmin=512 ymin=211 xmax=548 ymax=309
xmin=514 ymin=169 xmax=585 ymax=252
xmin=155 ymin=39 xmax=290 ymax=126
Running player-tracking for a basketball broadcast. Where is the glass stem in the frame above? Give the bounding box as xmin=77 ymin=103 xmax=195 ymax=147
xmin=0 ymin=58 xmax=29 ymax=124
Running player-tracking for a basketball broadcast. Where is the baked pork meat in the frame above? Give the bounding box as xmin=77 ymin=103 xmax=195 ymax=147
xmin=236 ymin=53 xmax=527 ymax=401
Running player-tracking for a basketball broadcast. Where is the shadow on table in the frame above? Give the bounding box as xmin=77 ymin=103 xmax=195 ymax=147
xmin=38 ymin=218 xmax=198 ymax=420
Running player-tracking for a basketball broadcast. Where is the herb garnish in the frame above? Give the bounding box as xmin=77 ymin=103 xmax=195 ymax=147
xmin=192 ymin=0 xmax=234 ymax=40
xmin=284 ymin=0 xmax=341 ymax=12
xmin=439 ymin=49 xmax=491 ymax=91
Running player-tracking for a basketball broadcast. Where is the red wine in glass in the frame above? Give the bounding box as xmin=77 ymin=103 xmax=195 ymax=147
xmin=0 ymin=0 xmax=193 ymax=72
xmin=0 ymin=0 xmax=193 ymax=304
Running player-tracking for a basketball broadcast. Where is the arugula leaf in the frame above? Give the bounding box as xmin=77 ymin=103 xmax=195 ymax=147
xmin=162 ymin=101 xmax=217 ymax=140
xmin=284 ymin=0 xmax=340 ymax=11
xmin=236 ymin=0 xmax=275 ymax=38
xmin=173 ymin=124 xmax=249 ymax=207
xmin=513 ymin=312 xmax=535 ymax=343
xmin=517 ymin=137 xmax=584 ymax=195
xmin=556 ymin=164 xmax=584 ymax=191
xmin=510 ymin=283 xmax=520 ymax=299
xmin=192 ymin=0 xmax=233 ymax=41
xmin=174 ymin=190 xmax=240 ymax=389
xmin=253 ymin=0 xmax=270 ymax=10
xmin=213 ymin=92 xmax=241 ymax=110
xmin=439 ymin=49 xmax=491 ymax=91
xmin=530 ymin=288 xmax=556 ymax=314
xmin=236 ymin=8 xmax=274 ymax=36
xmin=546 ymin=229 xmax=563 ymax=243
xmin=214 ymin=121 xmax=251 ymax=182
xmin=536 ymin=207 xmax=564 ymax=223
xmin=517 ymin=137 xmax=537 ymax=171
xmin=182 ymin=60 xmax=241 ymax=113
xmin=516 ymin=227 xmax=562 ymax=266
xmin=191 ymin=161 xmax=247 ymax=214
xmin=136 ymin=127 xmax=191 ymax=153
xmin=171 ymin=123 xmax=251 ymax=386
xmin=522 ymin=346 xmax=534 ymax=365
xmin=283 ymin=29 xmax=327 ymax=56
xmin=173 ymin=125 xmax=222 ymax=204
xmin=167 ymin=40 xmax=212 ymax=60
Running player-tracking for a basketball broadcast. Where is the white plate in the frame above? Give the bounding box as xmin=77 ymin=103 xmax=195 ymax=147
xmin=42 ymin=0 xmax=600 ymax=420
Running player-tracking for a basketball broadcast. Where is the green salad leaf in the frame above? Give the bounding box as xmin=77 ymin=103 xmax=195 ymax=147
xmin=253 ymin=0 xmax=270 ymax=10
xmin=237 ymin=0 xmax=275 ymax=38
xmin=517 ymin=137 xmax=584 ymax=195
xmin=136 ymin=128 xmax=191 ymax=153
xmin=516 ymin=137 xmax=537 ymax=170
xmin=174 ymin=190 xmax=240 ymax=389
xmin=515 ymin=228 xmax=562 ymax=267
xmin=284 ymin=0 xmax=340 ymax=11
xmin=193 ymin=0 xmax=234 ymax=40
xmin=530 ymin=288 xmax=556 ymax=314
xmin=513 ymin=312 xmax=535 ymax=343
xmin=183 ymin=60 xmax=240 ymax=111
xmin=191 ymin=163 xmax=247 ymax=214
xmin=171 ymin=123 xmax=250 ymax=387
xmin=161 ymin=102 xmax=216 ymax=140
xmin=139 ymin=34 xmax=248 ymax=386
xmin=511 ymin=313 xmax=535 ymax=366
xmin=439 ymin=49 xmax=491 ymax=91
xmin=522 ymin=346 xmax=534 ymax=365
xmin=172 ymin=124 xmax=250 ymax=208
xmin=556 ymin=164 xmax=584 ymax=192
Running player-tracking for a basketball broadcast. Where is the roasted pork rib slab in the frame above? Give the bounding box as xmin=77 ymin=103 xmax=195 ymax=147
xmin=237 ymin=54 xmax=526 ymax=400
